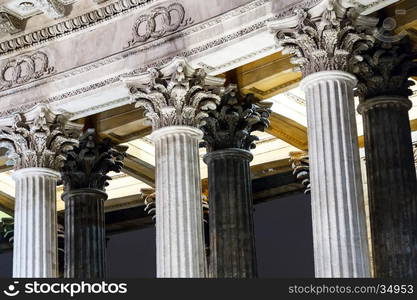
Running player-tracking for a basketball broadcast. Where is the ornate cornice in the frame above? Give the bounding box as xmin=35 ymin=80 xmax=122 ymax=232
xmin=289 ymin=151 xmax=310 ymax=194
xmin=123 ymin=57 xmax=224 ymax=130
xmin=61 ymin=128 xmax=127 ymax=191
xmin=0 ymin=0 xmax=155 ymax=55
xmin=353 ymin=36 xmax=417 ymax=100
xmin=270 ymin=1 xmax=375 ymax=77
xmin=0 ymin=104 xmax=81 ymax=170
xmin=200 ymin=87 xmax=271 ymax=152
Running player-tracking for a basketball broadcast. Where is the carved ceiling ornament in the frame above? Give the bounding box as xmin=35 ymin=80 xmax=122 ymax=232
xmin=34 ymin=0 xmax=68 ymax=18
xmin=0 ymin=51 xmax=54 ymax=91
xmin=61 ymin=128 xmax=127 ymax=191
xmin=353 ymin=35 xmax=417 ymax=100
xmin=270 ymin=0 xmax=376 ymax=77
xmin=200 ymin=86 xmax=271 ymax=152
xmin=123 ymin=57 xmax=225 ymax=130
xmin=0 ymin=104 xmax=81 ymax=170
xmin=126 ymin=2 xmax=193 ymax=48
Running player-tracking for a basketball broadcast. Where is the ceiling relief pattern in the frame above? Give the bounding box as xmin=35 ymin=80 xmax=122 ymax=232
xmin=126 ymin=2 xmax=193 ymax=48
xmin=0 ymin=50 xmax=54 ymax=91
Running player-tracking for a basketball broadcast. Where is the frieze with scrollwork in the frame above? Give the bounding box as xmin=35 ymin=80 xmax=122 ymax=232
xmin=0 ymin=51 xmax=54 ymax=91
xmin=126 ymin=2 xmax=193 ymax=48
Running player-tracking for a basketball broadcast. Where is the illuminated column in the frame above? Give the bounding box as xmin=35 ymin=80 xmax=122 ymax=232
xmin=270 ymin=3 xmax=375 ymax=277
xmin=61 ymin=129 xmax=126 ymax=279
xmin=0 ymin=104 xmax=80 ymax=278
xmin=201 ymin=89 xmax=270 ymax=278
xmin=123 ymin=57 xmax=224 ymax=278
xmin=355 ymin=37 xmax=417 ymax=277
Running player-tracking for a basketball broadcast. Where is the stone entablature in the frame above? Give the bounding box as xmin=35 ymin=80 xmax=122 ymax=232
xmin=0 ymin=0 xmax=397 ymax=122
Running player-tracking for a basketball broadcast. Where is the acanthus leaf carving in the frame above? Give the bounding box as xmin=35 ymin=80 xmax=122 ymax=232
xmin=123 ymin=57 xmax=225 ymax=130
xmin=61 ymin=128 xmax=127 ymax=191
xmin=200 ymin=86 xmax=271 ymax=152
xmin=270 ymin=1 xmax=375 ymax=77
xmin=0 ymin=104 xmax=81 ymax=170
xmin=353 ymin=35 xmax=417 ymax=100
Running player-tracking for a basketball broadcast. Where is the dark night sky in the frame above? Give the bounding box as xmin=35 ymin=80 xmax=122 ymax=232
xmin=0 ymin=193 xmax=314 ymax=278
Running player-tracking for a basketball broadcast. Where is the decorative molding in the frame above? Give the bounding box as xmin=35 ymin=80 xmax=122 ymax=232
xmin=126 ymin=2 xmax=193 ymax=48
xmin=34 ymin=0 xmax=70 ymax=19
xmin=0 ymin=0 xmax=155 ymax=55
xmin=123 ymin=57 xmax=225 ymax=130
xmin=0 ymin=104 xmax=81 ymax=170
xmin=270 ymin=2 xmax=375 ymax=76
xmin=0 ymin=51 xmax=54 ymax=91
xmin=61 ymin=128 xmax=127 ymax=191
xmin=201 ymin=86 xmax=271 ymax=152
xmin=0 ymin=0 xmax=272 ymax=116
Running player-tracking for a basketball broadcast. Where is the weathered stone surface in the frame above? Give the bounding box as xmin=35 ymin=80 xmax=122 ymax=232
xmin=12 ymin=167 xmax=60 ymax=278
xmin=300 ymin=71 xmax=371 ymax=277
xmin=61 ymin=129 xmax=126 ymax=279
xmin=63 ymin=189 xmax=108 ymax=279
xmin=359 ymin=95 xmax=417 ymax=278
xmin=152 ymin=126 xmax=207 ymax=278
xmin=204 ymin=149 xmax=257 ymax=278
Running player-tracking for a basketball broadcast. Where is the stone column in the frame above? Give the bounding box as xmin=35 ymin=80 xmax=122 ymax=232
xmin=0 ymin=104 xmax=80 ymax=278
xmin=201 ymin=89 xmax=270 ymax=278
xmin=354 ymin=37 xmax=417 ymax=277
xmin=270 ymin=3 xmax=375 ymax=277
xmin=61 ymin=129 xmax=126 ymax=279
xmin=123 ymin=57 xmax=224 ymax=278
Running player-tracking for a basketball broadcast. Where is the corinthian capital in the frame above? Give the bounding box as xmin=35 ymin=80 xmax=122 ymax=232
xmin=200 ymin=87 xmax=271 ymax=152
xmin=269 ymin=1 xmax=375 ymax=77
xmin=353 ymin=36 xmax=417 ymax=100
xmin=0 ymin=104 xmax=81 ymax=170
xmin=61 ymin=129 xmax=127 ymax=191
xmin=123 ymin=57 xmax=225 ymax=130
xmin=290 ymin=151 xmax=310 ymax=194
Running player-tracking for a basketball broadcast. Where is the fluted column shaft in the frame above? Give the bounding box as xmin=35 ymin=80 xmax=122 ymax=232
xmin=12 ymin=168 xmax=59 ymax=278
xmin=204 ymin=149 xmax=256 ymax=278
xmin=152 ymin=126 xmax=207 ymax=278
xmin=359 ymin=96 xmax=417 ymax=277
xmin=63 ymin=189 xmax=107 ymax=278
xmin=301 ymin=71 xmax=371 ymax=277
